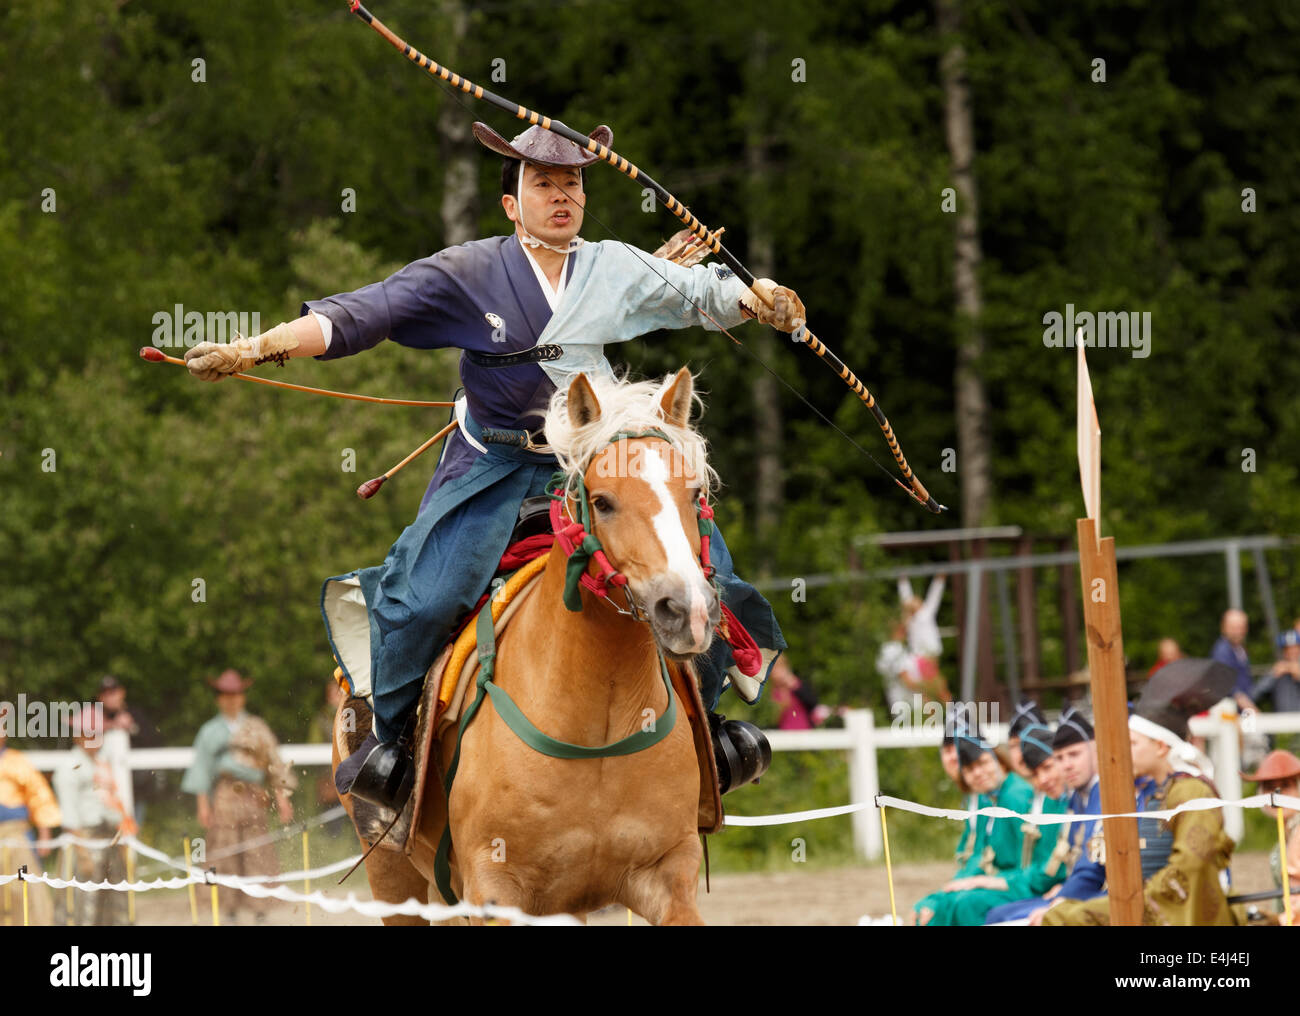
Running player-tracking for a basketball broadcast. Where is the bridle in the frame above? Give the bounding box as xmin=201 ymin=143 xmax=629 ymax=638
xmin=547 ymin=429 xmax=715 ymax=622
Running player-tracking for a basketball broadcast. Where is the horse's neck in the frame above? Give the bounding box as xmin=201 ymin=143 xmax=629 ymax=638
xmin=512 ymin=545 xmax=665 ymax=710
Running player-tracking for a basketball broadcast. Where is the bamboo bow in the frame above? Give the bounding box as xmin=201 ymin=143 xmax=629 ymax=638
xmin=346 ymin=1 xmax=945 ymax=514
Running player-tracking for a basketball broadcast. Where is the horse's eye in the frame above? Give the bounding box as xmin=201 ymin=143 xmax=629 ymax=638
xmin=591 ymin=495 xmax=613 ymax=514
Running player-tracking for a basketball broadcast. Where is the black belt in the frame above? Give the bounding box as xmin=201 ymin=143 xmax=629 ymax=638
xmin=463 ymin=345 xmax=563 ymax=369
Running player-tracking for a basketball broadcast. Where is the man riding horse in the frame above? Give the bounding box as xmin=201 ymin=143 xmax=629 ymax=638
xmin=184 ymin=121 xmax=805 ymax=813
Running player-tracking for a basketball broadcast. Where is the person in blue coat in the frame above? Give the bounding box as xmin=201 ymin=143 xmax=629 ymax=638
xmin=184 ymin=121 xmax=806 ymax=811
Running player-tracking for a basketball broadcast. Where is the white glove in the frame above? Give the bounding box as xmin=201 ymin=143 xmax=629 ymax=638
xmin=184 ymin=322 xmax=299 ymax=382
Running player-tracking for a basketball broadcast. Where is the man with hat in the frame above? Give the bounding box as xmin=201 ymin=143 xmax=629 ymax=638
xmin=1241 ymin=749 xmax=1300 ymax=917
xmin=984 ymin=705 xmax=1105 ymax=924
xmin=181 ymin=669 xmax=296 ymax=923
xmin=52 ymin=706 xmax=133 ymax=925
xmin=184 ymin=119 xmax=806 ymax=813
xmin=1043 ymin=659 xmax=1239 ymax=925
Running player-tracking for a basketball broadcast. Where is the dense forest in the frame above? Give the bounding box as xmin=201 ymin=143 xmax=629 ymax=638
xmin=3 ymin=0 xmax=1298 ymax=745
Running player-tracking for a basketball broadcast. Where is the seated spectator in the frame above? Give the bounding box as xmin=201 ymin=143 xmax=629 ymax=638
xmin=934 ymin=722 xmax=1070 ymax=925
xmin=1006 ymin=700 xmax=1047 ymax=780
xmin=768 ymin=657 xmax=832 ymax=730
xmin=1148 ymin=638 xmax=1182 ymax=677
xmin=1043 ymin=659 xmax=1239 ymax=926
xmin=1249 ymin=630 xmax=1300 ymax=715
xmin=911 ymin=725 xmax=1033 ymax=925
xmin=985 ymin=706 xmax=1104 ymax=924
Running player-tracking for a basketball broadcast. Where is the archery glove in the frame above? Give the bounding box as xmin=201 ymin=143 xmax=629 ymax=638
xmin=184 ymin=321 xmax=300 ymax=382
xmin=739 ymin=279 xmax=806 ymax=335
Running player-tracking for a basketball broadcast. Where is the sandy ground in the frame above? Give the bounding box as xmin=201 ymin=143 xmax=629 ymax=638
xmin=11 ymin=852 xmax=1276 ymax=927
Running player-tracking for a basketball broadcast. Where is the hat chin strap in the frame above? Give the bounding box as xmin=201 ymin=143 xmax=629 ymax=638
xmin=517 ymin=169 xmax=584 ymax=254
xmin=1129 ymin=714 xmax=1214 ymax=780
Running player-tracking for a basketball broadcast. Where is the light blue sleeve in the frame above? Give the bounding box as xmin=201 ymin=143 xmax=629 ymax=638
xmin=537 ymin=241 xmax=751 ymax=390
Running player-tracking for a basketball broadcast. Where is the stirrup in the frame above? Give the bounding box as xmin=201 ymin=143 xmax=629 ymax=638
xmin=347 ymin=739 xmax=414 ymax=812
xmin=709 ymin=714 xmax=772 ymax=794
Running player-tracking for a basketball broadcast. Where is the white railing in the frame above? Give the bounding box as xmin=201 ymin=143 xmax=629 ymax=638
xmin=23 ymin=710 xmax=1300 ymax=859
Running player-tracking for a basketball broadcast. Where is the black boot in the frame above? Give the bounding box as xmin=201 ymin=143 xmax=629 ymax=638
xmin=709 ymin=713 xmax=772 ymax=794
xmin=337 ymin=731 xmax=414 ymax=812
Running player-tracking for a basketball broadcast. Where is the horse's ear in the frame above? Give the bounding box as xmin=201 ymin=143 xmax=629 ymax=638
xmin=658 ymin=367 xmax=694 ymax=428
xmin=568 ymin=373 xmax=602 ymax=427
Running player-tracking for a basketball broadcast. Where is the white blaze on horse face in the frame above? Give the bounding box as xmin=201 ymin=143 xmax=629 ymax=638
xmin=640 ymin=445 xmax=713 ymax=648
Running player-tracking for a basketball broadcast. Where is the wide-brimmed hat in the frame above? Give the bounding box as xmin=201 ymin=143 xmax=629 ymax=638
xmin=209 ymin=669 xmax=252 ymax=694
xmin=473 ymin=121 xmax=613 ymax=168
xmin=1240 ymin=749 xmax=1300 ymax=784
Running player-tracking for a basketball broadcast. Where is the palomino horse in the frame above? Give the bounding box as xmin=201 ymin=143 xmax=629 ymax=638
xmin=335 ymin=367 xmax=720 ymax=924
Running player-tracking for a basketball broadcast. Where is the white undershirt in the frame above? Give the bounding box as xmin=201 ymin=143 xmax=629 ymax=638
xmin=522 ymin=245 xmax=569 ymax=310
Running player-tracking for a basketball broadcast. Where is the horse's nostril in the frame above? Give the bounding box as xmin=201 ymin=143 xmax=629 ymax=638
xmin=654 ymin=597 xmax=686 ymax=627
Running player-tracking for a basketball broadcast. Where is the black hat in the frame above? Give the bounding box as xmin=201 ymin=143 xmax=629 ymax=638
xmin=942 ymin=702 xmax=976 ymax=747
xmin=1052 ymin=706 xmax=1095 ymax=749
xmin=1008 ymin=700 xmax=1047 ymax=739
xmin=1018 ymin=722 xmax=1057 ymax=771
xmin=1131 ymin=658 xmax=1236 ymax=742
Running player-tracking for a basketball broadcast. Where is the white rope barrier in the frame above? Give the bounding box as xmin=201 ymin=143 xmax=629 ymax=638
xmin=875 ymin=791 xmax=1300 ymax=826
xmin=0 ymin=868 xmax=580 ymax=925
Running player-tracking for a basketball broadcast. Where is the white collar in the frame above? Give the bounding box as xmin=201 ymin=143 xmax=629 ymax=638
xmin=521 ymin=244 xmax=569 ymax=312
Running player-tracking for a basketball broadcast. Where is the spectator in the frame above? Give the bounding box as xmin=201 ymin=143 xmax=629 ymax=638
xmin=180 ymin=670 xmax=296 ymax=925
xmin=938 ymin=721 xmax=1070 ymax=924
xmin=0 ymin=716 xmax=62 ymax=926
xmin=96 ymin=675 xmax=162 ymax=828
xmin=1239 ymin=749 xmax=1300 ymax=920
xmin=1249 ymin=630 xmax=1300 ymax=716
xmin=1148 ymin=638 xmax=1182 ymax=677
xmin=877 ymin=620 xmax=950 ymax=709
xmin=898 ymin=574 xmax=947 ymax=659
xmin=1210 ymin=608 xmax=1254 ymax=709
xmin=910 ymin=725 xmax=1033 ymax=925
xmin=987 ymin=706 xmax=1104 ymax=924
xmin=52 ymin=706 xmax=134 ymax=926
xmin=768 ymin=657 xmax=832 ymax=730
xmin=1006 ymin=700 xmax=1047 ymax=780
xmin=1043 ymin=659 xmax=1238 ymax=926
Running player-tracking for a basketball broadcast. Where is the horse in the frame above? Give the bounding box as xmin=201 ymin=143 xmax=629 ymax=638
xmin=334 ymin=366 xmax=721 ymax=924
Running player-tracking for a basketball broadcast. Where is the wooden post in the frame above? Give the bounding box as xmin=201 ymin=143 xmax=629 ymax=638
xmin=1077 ymin=517 xmax=1143 ymax=926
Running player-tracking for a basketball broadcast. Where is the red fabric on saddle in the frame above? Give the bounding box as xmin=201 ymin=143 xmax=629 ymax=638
xmin=449 ymin=535 xmax=556 ymax=641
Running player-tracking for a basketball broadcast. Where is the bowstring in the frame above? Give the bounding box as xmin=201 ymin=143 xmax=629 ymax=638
xmin=421 ymin=76 xmax=919 ymax=498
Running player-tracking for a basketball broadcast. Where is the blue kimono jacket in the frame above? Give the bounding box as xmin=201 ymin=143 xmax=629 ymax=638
xmin=307 ymin=234 xmax=785 ymax=740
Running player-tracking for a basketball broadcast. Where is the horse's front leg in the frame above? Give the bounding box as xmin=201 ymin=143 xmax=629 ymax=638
xmin=623 ymin=835 xmax=704 ymax=926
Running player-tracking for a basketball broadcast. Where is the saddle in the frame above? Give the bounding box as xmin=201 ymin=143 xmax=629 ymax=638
xmin=339 ymin=523 xmax=725 ymax=852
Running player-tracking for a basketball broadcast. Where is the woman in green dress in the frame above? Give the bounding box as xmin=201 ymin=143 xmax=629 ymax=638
xmin=912 ymin=730 xmax=1034 ymax=925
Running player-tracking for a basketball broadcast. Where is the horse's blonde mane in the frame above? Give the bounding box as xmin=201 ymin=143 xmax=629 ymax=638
xmin=543 ymin=371 xmax=718 ymax=497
